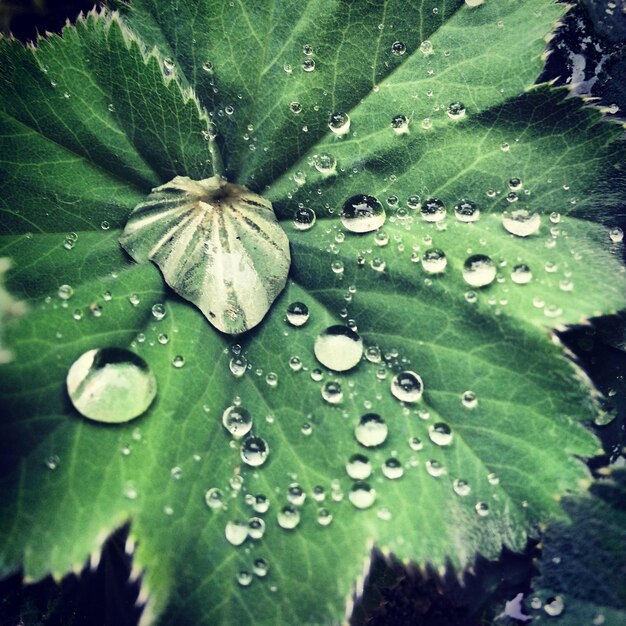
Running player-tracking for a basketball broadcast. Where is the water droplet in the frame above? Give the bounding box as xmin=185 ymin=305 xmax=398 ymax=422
xmin=428 ymin=422 xmax=453 ymax=446
xmin=408 ymin=436 xmax=423 ymax=451
xmin=462 ymin=254 xmax=496 ymax=288
xmin=346 ymin=453 xmax=372 ymax=479
xmin=391 ymin=114 xmax=409 ymax=134
xmin=317 ymin=508 xmax=333 ymax=526
xmin=240 ymin=436 xmax=269 ymax=467
xmin=420 ymin=40 xmax=433 ymax=55
xmin=465 ymin=0 xmax=485 ymax=7
xmin=355 ymin=413 xmax=388 ymax=447
xmin=229 ymin=355 xmax=248 ymax=378
xmin=237 ymin=570 xmax=253 ymax=586
xmin=123 ymin=481 xmax=138 ymax=500
xmin=609 ymin=226 xmax=624 ymax=243
xmin=286 ymin=483 xmax=306 ymax=506
xmin=407 ymin=195 xmax=421 ymax=210
xmin=149 ymin=303 xmax=165 ymax=320
xmin=425 ymin=459 xmax=445 ymax=477
xmin=172 ymin=355 xmax=185 ymax=368
xmin=290 ymin=356 xmax=303 ymax=372
xmin=331 ymin=260 xmax=344 ymax=274
xmin=205 ymin=487 xmax=224 ymax=509
xmin=286 ymin=301 xmax=309 ymax=326
xmin=348 ymin=481 xmax=376 ymax=509
xmin=382 ymin=457 xmax=403 ymax=479
xmin=544 ymin=596 xmax=565 ymax=617
xmin=454 ymin=199 xmax=479 ymax=223
xmin=328 ymin=111 xmax=350 ymax=136
xmin=461 ymin=390 xmax=478 ymax=408
xmin=58 ymin=284 xmax=74 ymax=300
xmin=302 ymin=58 xmax=316 ymax=72
xmin=421 ymin=248 xmax=447 ymax=274
xmin=475 ymin=501 xmax=490 ymax=516
xmin=225 ymin=520 xmax=248 ymax=546
xmin=365 ymin=345 xmax=382 ymax=363
xmin=447 ymin=101 xmax=466 ymax=119
xmin=170 ymin=466 xmax=182 ymax=480
xmin=391 ymin=371 xmax=423 ymax=403
xmin=158 ymin=333 xmax=169 ymax=345
xmin=100 ymin=220 xmax=110 ymax=230
xmin=421 ymin=198 xmax=446 ymax=222
xmin=247 ymin=516 xmax=266 ymax=539
xmin=277 ymin=505 xmax=300 ymax=529
xmin=370 ymin=257 xmax=386 ymax=272
xmin=487 ymin=472 xmax=500 ymax=485
xmin=322 ymin=380 xmax=343 ymax=404
xmin=511 ymin=264 xmax=532 ymax=285
xmin=265 ymin=372 xmax=278 ymax=387
xmin=391 ymin=41 xmax=406 ymax=56
xmin=502 ymin=210 xmax=541 ymax=237
xmin=202 ymin=61 xmax=213 ymax=72
xmin=314 ymin=325 xmax=363 ymax=372
xmin=312 ymin=485 xmax=326 ymax=502
xmin=453 ymin=479 xmax=471 ymax=496
xmin=340 ymin=194 xmax=386 ymax=233
xmin=222 ymin=405 xmax=253 ymax=439
xmin=66 ymin=348 xmax=157 ymax=423
xmin=45 ymin=455 xmax=60 ymax=470
xmin=314 ymin=152 xmax=337 ymax=174
xmin=253 ymin=558 xmax=269 ymax=577
xmin=290 ymin=101 xmax=302 ymax=114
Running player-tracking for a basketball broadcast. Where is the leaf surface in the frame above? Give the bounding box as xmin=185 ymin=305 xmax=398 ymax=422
xmin=1 ymin=3 xmax=625 ymax=625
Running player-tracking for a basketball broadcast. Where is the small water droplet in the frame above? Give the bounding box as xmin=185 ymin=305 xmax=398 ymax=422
xmin=391 ymin=41 xmax=406 ymax=56
xmin=151 ymin=303 xmax=166 ymax=320
xmin=322 ymin=380 xmax=343 ymax=404
xmin=253 ymin=558 xmax=269 ymax=577
xmin=222 ymin=405 xmax=253 ymax=439
xmin=229 ymin=355 xmax=248 ymax=378
xmin=609 ymin=226 xmax=624 ymax=243
xmin=66 ymin=348 xmax=157 ymax=423
xmin=382 ymin=457 xmax=403 ymax=479
xmin=302 ymin=58 xmax=316 ymax=72
xmin=346 ymin=453 xmax=372 ymax=479
xmin=172 ymin=355 xmax=185 ymax=368
xmin=502 ymin=210 xmax=541 ymax=237
xmin=461 ymin=390 xmax=478 ymax=408
xmin=45 ymin=455 xmax=60 ymax=470
xmin=420 ymin=40 xmax=433 ymax=55
xmin=428 ymin=422 xmax=453 ymax=446
xmin=391 ymin=371 xmax=423 ymax=403
xmin=408 ymin=436 xmax=423 ymax=451
xmin=205 ymin=487 xmax=224 ymax=509
xmin=286 ymin=302 xmax=309 ymax=326
xmin=287 ymin=483 xmax=306 ymax=506
xmin=475 ymin=501 xmax=490 ymax=516
xmin=123 ymin=481 xmax=138 ymax=500
xmin=454 ymin=199 xmax=479 ymax=223
xmin=453 ymin=479 xmax=471 ymax=496
xmin=421 ymin=248 xmax=447 ymax=273
xmin=170 ymin=466 xmax=182 ymax=480
xmin=511 ymin=264 xmax=532 ymax=285
xmin=348 ymin=481 xmax=376 ymax=509
xmin=237 ymin=570 xmax=253 ymax=586
xmin=317 ymin=508 xmax=333 ymax=526
xmin=355 ymin=413 xmax=388 ymax=447
xmin=544 ymin=596 xmax=565 ymax=617
xmin=425 ymin=459 xmax=445 ymax=477
xmin=247 ymin=516 xmax=266 ymax=539
xmin=277 ymin=505 xmax=300 ymax=529
xmin=58 ymin=284 xmax=74 ymax=300
xmin=487 ymin=472 xmax=500 ymax=485
xmin=240 ymin=436 xmax=269 ymax=467
xmin=447 ymin=101 xmax=466 ymax=120
xmin=328 ymin=111 xmax=350 ymax=135
xmin=313 ymin=152 xmax=337 ymax=174
xmin=391 ymin=114 xmax=409 ymax=134
xmin=462 ymin=254 xmax=496 ymax=288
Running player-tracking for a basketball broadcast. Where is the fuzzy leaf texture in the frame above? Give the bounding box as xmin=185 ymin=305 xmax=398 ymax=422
xmin=1 ymin=2 xmax=625 ymax=625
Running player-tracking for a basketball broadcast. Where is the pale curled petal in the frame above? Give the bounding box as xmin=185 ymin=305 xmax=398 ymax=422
xmin=119 ymin=176 xmax=290 ymax=333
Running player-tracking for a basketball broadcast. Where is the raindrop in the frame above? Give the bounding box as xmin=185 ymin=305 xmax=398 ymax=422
xmin=462 ymin=254 xmax=496 ymax=288
xmin=312 ymin=486 xmax=326 ymax=502
xmin=247 ymin=517 xmax=266 ymax=539
xmin=302 ymin=58 xmax=316 ymax=72
xmin=391 ymin=41 xmax=406 ymax=56
xmin=475 ymin=502 xmax=490 ymax=517
xmin=240 ymin=436 xmax=269 ymax=467
xmin=511 ymin=264 xmax=532 ymax=285
xmin=251 ymin=494 xmax=270 ymax=514
xmin=66 ymin=348 xmax=157 ymax=424
xmin=340 ymin=194 xmax=386 ymax=233
xmin=428 ymin=422 xmax=453 ymax=446
xmin=290 ymin=101 xmax=302 ymax=114
xmin=202 ymin=61 xmax=213 ymax=72
xmin=292 ymin=207 xmax=317 ymax=233
xmin=205 ymin=487 xmax=224 ymax=509
xmin=391 ymin=115 xmax=409 ymax=134
xmin=286 ymin=301 xmax=309 ymax=326
xmin=407 ymin=195 xmax=421 ymax=210
xmin=290 ymin=356 xmax=303 ymax=372
xmin=408 ymin=436 xmax=423 ymax=451
xmin=355 ymin=413 xmax=388 ymax=447
xmin=420 ymin=40 xmax=433 ymax=55
xmin=508 ymin=177 xmax=522 ymax=190
xmin=421 ymin=248 xmax=447 ymax=274
xmin=172 ymin=355 xmax=185 ymax=368
xmin=225 ymin=520 xmax=248 ymax=546
xmin=544 ymin=596 xmax=565 ymax=617
xmin=229 ymin=355 xmax=248 ymax=378
xmin=382 ymin=457 xmax=403 ymax=479
xmin=222 ymin=405 xmax=253 ymax=439
xmin=314 ymin=152 xmax=337 ymax=174
xmin=45 ymin=455 xmax=60 ymax=470
xmin=58 ymin=284 xmax=74 ymax=300
xmin=253 ymin=558 xmax=269 ymax=577
xmin=609 ymin=226 xmax=624 ymax=243
xmin=348 ymin=481 xmax=376 ymax=509
xmin=328 ymin=111 xmax=350 ymax=135
xmin=237 ymin=571 xmax=253 ymax=586
xmin=100 ymin=220 xmax=110 ymax=230
xmin=454 ymin=200 xmax=479 ymax=223
xmin=453 ymin=479 xmax=471 ymax=496
xmin=461 ymin=390 xmax=478 ymax=408
xmin=317 ymin=508 xmax=333 ymax=526
xmin=331 ymin=260 xmax=344 ymax=274
xmin=277 ymin=505 xmax=300 ymax=529
xmin=390 ymin=371 xmax=423 ymax=403
xmin=287 ymin=483 xmax=306 ymax=506
xmin=314 ymin=325 xmax=363 ymax=372
xmin=502 ymin=210 xmax=541 ymax=237
xmin=447 ymin=101 xmax=466 ymax=119
xmin=425 ymin=459 xmax=445 ymax=477
xmin=151 ymin=303 xmax=166 ymax=320
xmin=420 ymin=198 xmax=446 ymax=222
xmin=346 ymin=453 xmax=372 ymax=479
xmin=322 ymin=380 xmax=343 ymax=404
xmin=487 ymin=472 xmax=500 ymax=485
xmin=303 ymin=44 xmax=314 ymax=55
xmin=365 ymin=345 xmax=382 ymax=363
xmin=370 ymin=257 xmax=386 ymax=272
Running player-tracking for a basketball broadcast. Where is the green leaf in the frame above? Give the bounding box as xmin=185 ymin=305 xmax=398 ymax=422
xmin=1 ymin=3 xmax=625 ymax=625
xmin=529 ymin=469 xmax=626 ymax=625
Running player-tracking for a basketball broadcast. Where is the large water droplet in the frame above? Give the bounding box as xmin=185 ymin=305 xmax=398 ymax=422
xmin=454 ymin=200 xmax=479 ymax=223
xmin=421 ymin=198 xmax=446 ymax=222
xmin=225 ymin=520 xmax=248 ymax=546
xmin=341 ymin=195 xmax=386 ymax=233
xmin=462 ymin=254 xmax=496 ymax=288
xmin=390 ymin=371 xmax=423 ymax=403
xmin=502 ymin=210 xmax=541 ymax=237
xmin=328 ymin=112 xmax=350 ymax=135
xmin=66 ymin=348 xmax=157 ymax=423
xmin=286 ymin=301 xmax=309 ymax=326
xmin=355 ymin=413 xmax=388 ymax=447
xmin=447 ymin=101 xmax=466 ymax=120
xmin=382 ymin=457 xmax=403 ymax=479
xmin=277 ymin=505 xmax=300 ymax=529
xmin=391 ymin=41 xmax=406 ymax=56
xmin=222 ymin=405 xmax=253 ymax=439
xmin=348 ymin=481 xmax=376 ymax=509
xmin=314 ymin=325 xmax=363 ymax=371
xmin=240 ymin=436 xmax=269 ymax=467
xmin=314 ymin=153 xmax=337 ymax=175
xmin=346 ymin=453 xmax=372 ymax=479
xmin=428 ymin=422 xmax=453 ymax=446
xmin=391 ymin=115 xmax=409 ymax=134
xmin=421 ymin=248 xmax=447 ymax=274
xmin=511 ymin=264 xmax=532 ymax=285
xmin=293 ymin=207 xmax=317 ymax=231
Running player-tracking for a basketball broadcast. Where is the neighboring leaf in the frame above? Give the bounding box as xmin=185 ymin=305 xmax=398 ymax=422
xmin=120 ymin=176 xmax=290 ymax=334
xmin=528 ymin=469 xmax=626 ymax=625
xmin=1 ymin=3 xmax=626 ymax=626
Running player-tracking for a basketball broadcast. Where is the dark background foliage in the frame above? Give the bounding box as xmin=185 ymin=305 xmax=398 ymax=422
xmin=0 ymin=1 xmax=624 ymax=624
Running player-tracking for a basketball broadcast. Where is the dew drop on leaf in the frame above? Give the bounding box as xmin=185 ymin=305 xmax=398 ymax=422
xmin=609 ymin=226 xmax=624 ymax=243
xmin=237 ymin=571 xmax=253 ymax=586
xmin=340 ymin=194 xmax=386 ymax=233
xmin=204 ymin=487 xmax=224 ymax=510
xmin=453 ymin=479 xmax=471 ymax=496
xmin=321 ymin=380 xmax=343 ymax=404
xmin=502 ymin=209 xmax=541 ymax=237
xmin=447 ymin=101 xmax=466 ymax=119
xmin=225 ymin=520 xmax=248 ymax=546
xmin=420 ymin=40 xmax=433 ymax=55
xmin=390 ymin=371 xmax=424 ymax=403
xmin=58 ymin=284 xmax=74 ymax=300
xmin=355 ymin=413 xmax=388 ymax=447
xmin=287 ymin=483 xmax=306 ymax=506
xmin=454 ymin=199 xmax=480 ymax=223
xmin=302 ymin=58 xmax=315 ymax=72
xmin=172 ymin=355 xmax=185 ymax=368
xmin=66 ymin=348 xmax=157 ymax=424
xmin=151 ymin=303 xmax=166 ymax=320
xmin=277 ymin=505 xmax=300 ymax=529
xmin=465 ymin=0 xmax=485 ymax=6
xmin=45 ymin=455 xmax=60 ymax=470
xmin=382 ymin=457 xmax=403 ymax=479
xmin=328 ymin=111 xmax=351 ymax=135
xmin=429 ymin=422 xmax=453 ymax=446
xmin=391 ymin=41 xmax=406 ymax=56
xmin=240 ymin=436 xmax=269 ymax=467
xmin=420 ymin=198 xmax=446 ymax=222
xmin=348 ymin=481 xmax=376 ymax=509
xmin=247 ymin=517 xmax=266 ymax=539
xmin=425 ymin=459 xmax=445 ymax=477
xmin=346 ymin=453 xmax=372 ymax=479
xmin=286 ymin=301 xmax=309 ymax=326
xmin=511 ymin=263 xmax=533 ymax=285
xmin=222 ymin=405 xmax=253 ymax=439
xmin=252 ymin=494 xmax=270 ymax=514
xmin=317 ymin=508 xmax=333 ymax=526
xmin=253 ymin=558 xmax=269 ymax=577
xmin=461 ymin=390 xmax=478 ymax=408
xmin=544 ymin=596 xmax=565 ymax=617
xmin=475 ymin=501 xmax=490 ymax=517
xmin=314 ymin=325 xmax=363 ymax=371
xmin=313 ymin=152 xmax=337 ymax=174
xmin=421 ymin=248 xmax=447 ymax=273
xmin=408 ymin=436 xmax=423 ymax=451
xmin=391 ymin=114 xmax=409 ymax=134
xmin=462 ymin=254 xmax=496 ymax=287
xmin=407 ymin=195 xmax=421 ymax=210
xmin=229 ymin=355 xmax=248 ymax=378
